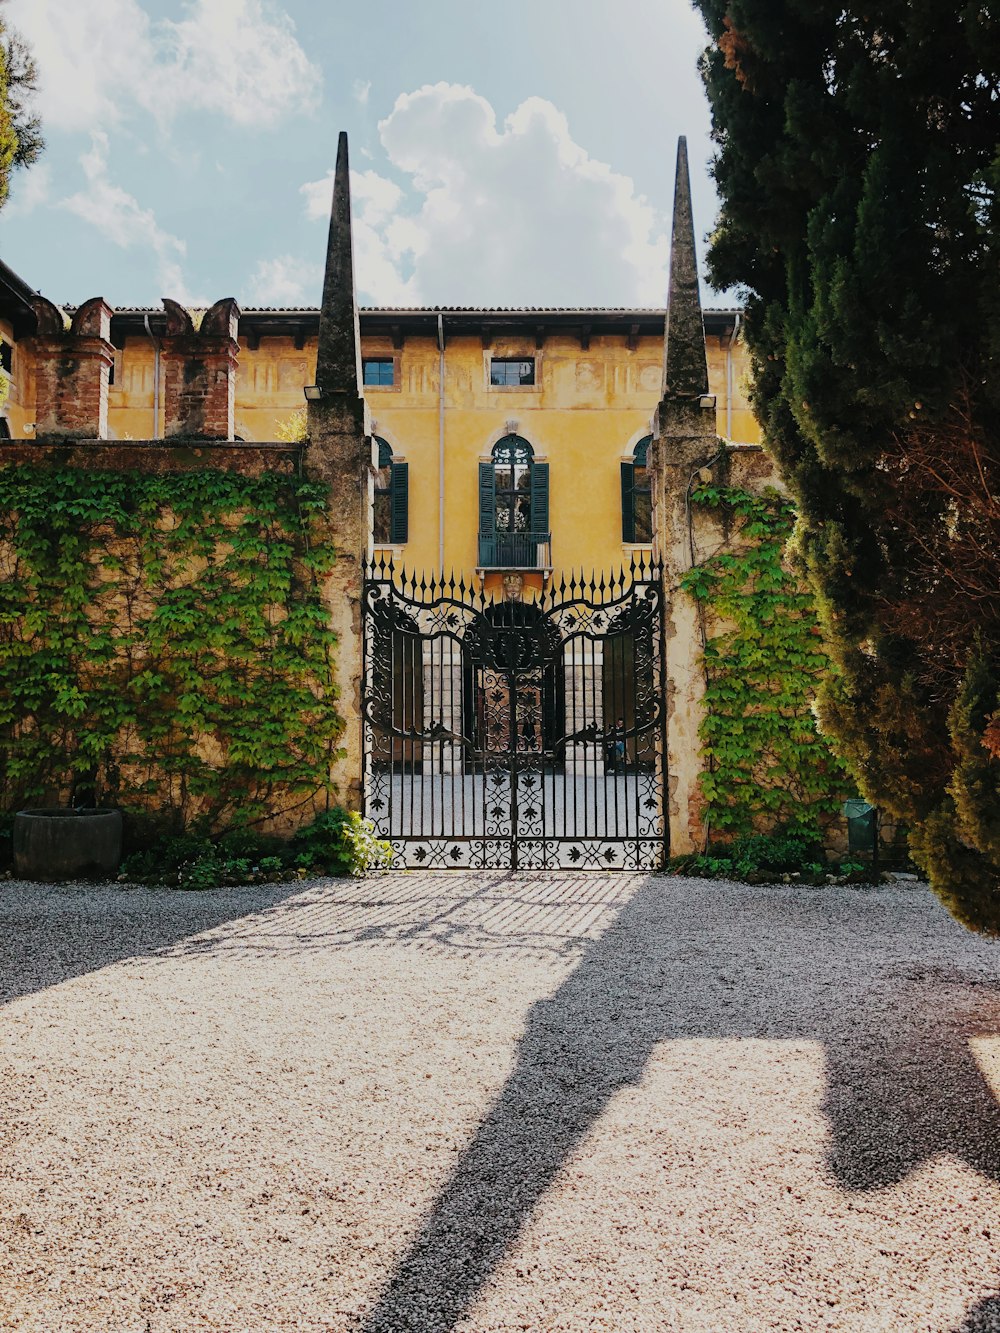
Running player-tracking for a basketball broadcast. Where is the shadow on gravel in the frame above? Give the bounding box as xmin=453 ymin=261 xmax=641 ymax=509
xmin=359 ymin=876 xmax=1000 ymax=1333
xmin=0 ymin=882 xmax=306 ymax=1008
xmin=957 ymin=1295 xmax=1000 ymax=1331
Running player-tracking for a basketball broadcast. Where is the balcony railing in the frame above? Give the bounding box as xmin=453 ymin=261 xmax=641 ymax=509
xmin=477 ymin=530 xmax=552 ymax=571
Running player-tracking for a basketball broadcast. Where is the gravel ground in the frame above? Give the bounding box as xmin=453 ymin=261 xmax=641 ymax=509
xmin=2 ymin=871 xmax=1000 ymax=1332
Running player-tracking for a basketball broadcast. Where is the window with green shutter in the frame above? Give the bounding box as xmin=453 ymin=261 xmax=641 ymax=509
xmin=374 ymin=437 xmax=408 ymax=545
xmin=622 ymin=435 xmax=652 ymax=543
xmin=478 ymin=435 xmax=549 ymax=567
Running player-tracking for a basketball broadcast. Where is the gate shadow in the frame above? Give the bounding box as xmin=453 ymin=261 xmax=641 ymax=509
xmin=357 ymin=877 xmax=1000 ymax=1332
xmin=0 ymin=881 xmax=308 ymax=1009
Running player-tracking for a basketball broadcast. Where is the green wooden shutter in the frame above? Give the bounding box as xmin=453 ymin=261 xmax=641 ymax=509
xmin=530 ymin=462 xmax=549 ymax=533
xmin=478 ymin=462 xmax=495 ymax=532
xmin=621 ymin=462 xmax=635 ymax=542
xmin=478 ymin=461 xmax=496 ymax=565
xmin=390 ymin=461 xmax=408 ymax=543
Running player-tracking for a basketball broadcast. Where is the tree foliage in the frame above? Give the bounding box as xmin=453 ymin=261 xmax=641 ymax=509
xmin=0 ymin=2 xmax=42 ymax=208
xmin=694 ymin=0 xmax=1000 ymax=929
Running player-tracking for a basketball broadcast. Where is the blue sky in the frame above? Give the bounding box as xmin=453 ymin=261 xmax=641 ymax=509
xmin=0 ymin=0 xmax=725 ymax=310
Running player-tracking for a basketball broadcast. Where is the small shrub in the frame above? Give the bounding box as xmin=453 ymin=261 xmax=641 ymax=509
xmin=119 ymin=806 xmax=392 ymax=888
xmin=291 ymin=808 xmax=393 ymax=877
xmin=668 ymin=830 xmax=882 ymax=885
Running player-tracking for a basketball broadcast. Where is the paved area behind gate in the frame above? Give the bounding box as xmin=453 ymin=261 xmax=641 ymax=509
xmin=2 ymin=872 xmax=1000 ymax=1332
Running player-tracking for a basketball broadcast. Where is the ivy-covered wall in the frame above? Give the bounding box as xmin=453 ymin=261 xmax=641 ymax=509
xmin=0 ymin=464 xmax=341 ymax=831
xmin=680 ymin=481 xmax=853 ymax=842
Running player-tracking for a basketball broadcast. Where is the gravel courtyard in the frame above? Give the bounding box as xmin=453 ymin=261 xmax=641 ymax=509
xmin=2 ymin=872 xmax=1000 ymax=1332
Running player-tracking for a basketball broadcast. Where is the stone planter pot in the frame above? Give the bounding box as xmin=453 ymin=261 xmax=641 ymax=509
xmin=13 ymin=808 xmax=123 ymax=882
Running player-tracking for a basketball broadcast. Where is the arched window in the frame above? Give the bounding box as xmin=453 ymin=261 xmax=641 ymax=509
xmin=478 ymin=434 xmax=549 ymax=567
xmin=621 ymin=435 xmax=652 ymax=543
xmin=374 ymin=436 xmax=408 ymax=545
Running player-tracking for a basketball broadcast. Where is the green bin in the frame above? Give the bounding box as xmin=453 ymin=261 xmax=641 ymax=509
xmin=843 ymin=799 xmax=877 ymax=856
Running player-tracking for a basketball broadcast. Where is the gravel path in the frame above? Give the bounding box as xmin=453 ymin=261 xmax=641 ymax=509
xmin=2 ymin=872 xmax=1000 ymax=1332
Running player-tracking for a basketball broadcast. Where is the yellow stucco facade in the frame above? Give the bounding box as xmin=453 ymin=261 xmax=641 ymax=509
xmin=78 ymin=307 xmax=757 ymax=584
xmin=1 ymin=299 xmax=759 ymax=585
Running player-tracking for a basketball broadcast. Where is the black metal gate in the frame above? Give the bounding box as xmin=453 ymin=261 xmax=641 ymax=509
xmin=362 ymin=557 xmax=667 ymax=869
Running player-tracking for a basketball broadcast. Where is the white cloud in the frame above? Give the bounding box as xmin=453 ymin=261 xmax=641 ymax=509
xmin=301 ymin=167 xmax=419 ymax=305
xmin=300 ymin=84 xmax=669 ymax=306
xmin=247 ymin=255 xmax=323 ymax=306
xmin=158 ymin=0 xmax=321 ymax=128
xmin=6 ymin=0 xmax=320 ymax=131
xmin=61 ymin=132 xmax=205 ymax=304
xmin=5 ymin=162 xmax=52 ymax=218
xmin=353 ymin=79 xmax=372 ymax=106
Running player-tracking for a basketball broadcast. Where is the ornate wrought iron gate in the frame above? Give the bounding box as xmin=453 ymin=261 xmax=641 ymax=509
xmin=362 ymin=557 xmax=667 ymax=869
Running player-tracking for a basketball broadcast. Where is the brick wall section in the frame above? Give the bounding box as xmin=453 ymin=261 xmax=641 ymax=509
xmin=0 ymin=440 xmax=302 ymax=477
xmin=28 ymin=296 xmax=115 ymax=441
xmin=161 ymin=298 xmax=240 ymax=440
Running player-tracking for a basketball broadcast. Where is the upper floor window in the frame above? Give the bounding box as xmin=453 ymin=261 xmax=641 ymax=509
xmin=374 ymin=437 xmax=408 ymax=545
xmin=363 ymin=357 xmax=395 ymax=387
xmin=478 ymin=435 xmax=549 ymax=567
xmin=621 ymin=435 xmax=652 ymax=543
xmin=490 ymin=357 xmax=535 ymax=387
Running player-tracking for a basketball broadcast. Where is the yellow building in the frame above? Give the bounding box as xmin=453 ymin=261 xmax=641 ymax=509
xmin=0 ymin=296 xmax=758 ymax=585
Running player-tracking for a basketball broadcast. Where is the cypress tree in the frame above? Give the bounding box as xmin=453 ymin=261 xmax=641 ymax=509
xmin=694 ymin=0 xmax=1000 ymax=930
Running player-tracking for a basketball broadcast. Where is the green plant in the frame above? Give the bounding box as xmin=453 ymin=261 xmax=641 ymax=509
xmin=274 ymin=407 xmax=308 ymax=444
xmin=680 ymin=483 xmax=853 ymax=844
xmin=119 ymin=807 xmax=392 ymax=888
xmin=668 ymin=830 xmax=886 ymax=884
xmin=291 ymin=808 xmax=393 ymax=877
xmin=0 ymin=465 xmax=341 ymax=828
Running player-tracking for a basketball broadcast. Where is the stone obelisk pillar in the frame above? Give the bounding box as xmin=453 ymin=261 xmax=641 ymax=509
xmin=650 ymin=137 xmax=720 ymax=855
xmin=306 ymin=131 xmax=373 ymax=811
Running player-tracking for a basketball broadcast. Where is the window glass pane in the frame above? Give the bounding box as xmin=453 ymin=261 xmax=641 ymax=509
xmin=375 ymin=464 xmax=392 ymax=490
xmin=374 ymin=493 xmax=392 ymax=543
xmin=490 ymin=358 xmax=535 ymax=386
xmin=634 ymin=491 xmax=652 ymax=543
xmin=494 ymin=464 xmax=513 ymax=489
xmin=514 ymin=465 xmax=531 ymax=492
xmin=514 ymin=495 xmax=531 ymax=530
xmin=496 ymin=501 xmax=512 ymax=530
xmin=364 ymin=359 xmax=395 ymax=386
